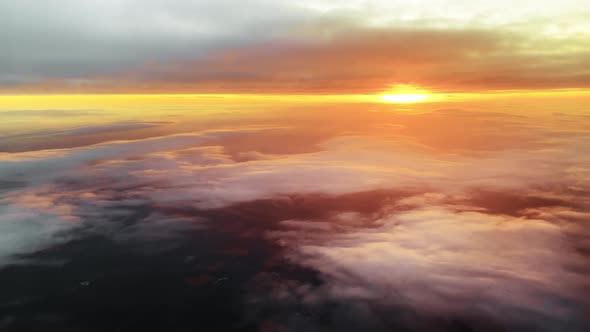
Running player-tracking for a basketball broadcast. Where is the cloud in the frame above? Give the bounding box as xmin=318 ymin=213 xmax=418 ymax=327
xmin=0 ymin=108 xmax=588 ymax=330
xmin=1 ymin=1 xmax=589 ymax=93
xmin=127 ymin=27 xmax=590 ymax=93
xmin=0 ymin=0 xmax=305 ymax=85
xmin=0 ymin=205 xmax=77 ymax=267
xmin=2 ymin=120 xmax=173 ymax=144
xmin=274 ymin=206 xmax=589 ymax=331
xmin=0 ymin=121 xmax=173 ymax=152
xmin=0 ymin=127 xmax=272 ymax=183
xmin=2 ymin=109 xmax=587 ymax=212
xmin=0 ymin=125 xmax=286 ymax=266
xmin=56 ymin=121 xmax=172 ymax=136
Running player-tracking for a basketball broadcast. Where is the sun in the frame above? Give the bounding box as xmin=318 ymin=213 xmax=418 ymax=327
xmin=379 ymin=84 xmax=429 ymax=103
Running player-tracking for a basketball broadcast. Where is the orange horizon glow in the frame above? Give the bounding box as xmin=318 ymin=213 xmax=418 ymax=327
xmin=3 ymin=89 xmax=590 ymax=109
xmin=380 ymin=94 xmax=428 ymax=103
xmin=379 ymin=84 xmax=430 ymax=103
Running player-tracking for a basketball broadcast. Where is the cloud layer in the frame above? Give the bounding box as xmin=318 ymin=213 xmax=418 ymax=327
xmin=0 ymin=108 xmax=588 ymax=330
xmin=2 ymin=0 xmax=590 ymax=93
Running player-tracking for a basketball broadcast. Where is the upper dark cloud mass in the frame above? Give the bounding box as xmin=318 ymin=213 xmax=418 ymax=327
xmin=1 ymin=0 xmax=590 ymax=93
xmin=0 ymin=0 xmax=304 ymax=85
xmin=0 ymin=108 xmax=588 ymax=331
xmin=104 ymin=28 xmax=590 ymax=93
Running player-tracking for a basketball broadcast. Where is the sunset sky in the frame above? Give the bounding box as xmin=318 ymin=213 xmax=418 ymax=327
xmin=1 ymin=1 xmax=589 ymax=332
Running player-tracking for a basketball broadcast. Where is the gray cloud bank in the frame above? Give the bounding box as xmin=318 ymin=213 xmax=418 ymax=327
xmin=2 ymin=0 xmax=590 ymax=92
xmin=0 ymin=0 xmax=304 ymax=85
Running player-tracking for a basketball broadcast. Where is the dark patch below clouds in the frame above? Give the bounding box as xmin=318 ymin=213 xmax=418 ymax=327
xmin=2 ymin=187 xmax=587 ymax=331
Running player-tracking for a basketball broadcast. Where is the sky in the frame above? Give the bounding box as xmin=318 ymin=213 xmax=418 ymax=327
xmin=1 ymin=1 xmax=590 ymax=331
xmin=1 ymin=0 xmax=590 ymax=94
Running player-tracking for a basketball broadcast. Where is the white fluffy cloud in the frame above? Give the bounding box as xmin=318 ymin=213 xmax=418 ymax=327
xmin=281 ymin=207 xmax=587 ymax=326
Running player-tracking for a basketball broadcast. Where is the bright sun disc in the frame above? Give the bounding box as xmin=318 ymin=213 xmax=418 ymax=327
xmin=381 ymin=94 xmax=428 ymax=103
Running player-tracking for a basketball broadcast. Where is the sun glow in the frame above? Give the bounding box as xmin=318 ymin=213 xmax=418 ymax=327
xmin=380 ymin=84 xmax=430 ymax=103
xmin=380 ymin=94 xmax=428 ymax=103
